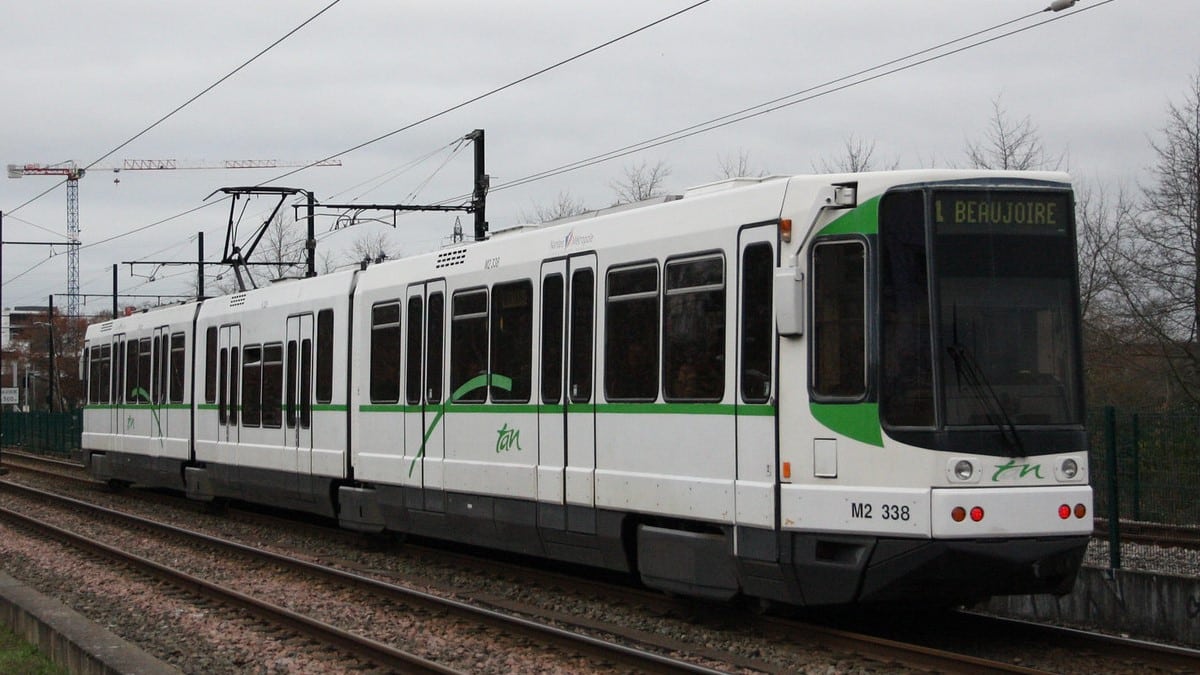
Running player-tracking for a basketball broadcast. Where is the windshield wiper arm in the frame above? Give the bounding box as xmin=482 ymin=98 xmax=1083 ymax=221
xmin=946 ymin=342 xmax=1024 ymax=458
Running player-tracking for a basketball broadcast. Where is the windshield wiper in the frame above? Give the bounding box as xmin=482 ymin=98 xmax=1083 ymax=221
xmin=946 ymin=342 xmax=1024 ymax=458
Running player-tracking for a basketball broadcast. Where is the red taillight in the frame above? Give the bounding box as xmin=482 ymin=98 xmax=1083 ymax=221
xmin=969 ymin=506 xmax=985 ymax=522
xmin=951 ymin=506 xmax=966 ymax=522
xmin=1074 ymin=503 xmax=1087 ymax=519
xmin=1058 ymin=504 xmax=1071 ymax=519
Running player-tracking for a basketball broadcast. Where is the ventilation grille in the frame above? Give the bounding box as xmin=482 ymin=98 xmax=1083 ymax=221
xmin=436 ymin=248 xmax=467 ymax=268
xmin=99 ymin=323 xmax=113 ymax=333
xmin=229 ymin=293 xmax=247 ymax=307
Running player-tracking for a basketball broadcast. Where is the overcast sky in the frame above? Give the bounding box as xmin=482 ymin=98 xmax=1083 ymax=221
xmin=1 ymin=0 xmax=1195 ymax=312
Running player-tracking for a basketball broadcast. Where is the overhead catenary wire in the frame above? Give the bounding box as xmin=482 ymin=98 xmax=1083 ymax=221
xmin=3 ymin=0 xmax=345 ymax=219
xmin=5 ymin=1 xmax=1110 ymax=306
xmin=5 ymin=0 xmax=716 ymax=304
xmin=9 ymin=0 xmax=715 ymax=294
xmin=262 ymin=0 xmax=718 ymax=186
xmin=489 ymin=1 xmax=1112 ymax=194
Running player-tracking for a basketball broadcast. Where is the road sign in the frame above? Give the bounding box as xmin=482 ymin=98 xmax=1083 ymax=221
xmin=1 ymin=388 xmax=18 ymax=405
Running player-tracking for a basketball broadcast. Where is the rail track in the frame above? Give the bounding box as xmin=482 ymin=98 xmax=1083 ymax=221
xmin=0 ymin=477 xmax=738 ymax=673
xmin=3 ymin=449 xmax=1199 ymax=672
xmin=1094 ymin=517 xmax=1200 ymax=549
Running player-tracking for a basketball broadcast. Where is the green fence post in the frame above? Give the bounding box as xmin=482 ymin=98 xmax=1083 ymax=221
xmin=1130 ymin=413 xmax=1140 ymax=522
xmin=1105 ymin=406 xmax=1121 ymax=569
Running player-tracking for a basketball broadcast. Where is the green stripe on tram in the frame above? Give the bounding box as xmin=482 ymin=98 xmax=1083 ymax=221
xmin=358 ymin=401 xmax=776 ymax=416
xmin=83 ymin=403 xmax=191 ymax=411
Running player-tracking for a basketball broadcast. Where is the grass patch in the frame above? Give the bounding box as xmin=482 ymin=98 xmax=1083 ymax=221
xmin=0 ymin=624 xmax=64 ymax=675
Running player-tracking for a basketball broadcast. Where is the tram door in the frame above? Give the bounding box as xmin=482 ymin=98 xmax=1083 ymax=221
xmin=111 ymin=335 xmax=125 ymax=438
xmin=564 ymin=255 xmax=597 ymax=533
xmin=403 ymin=281 xmax=447 ymax=498
xmin=536 ymin=261 xmax=566 ymax=508
xmin=735 ymin=226 xmax=779 ymax=530
xmin=152 ymin=326 xmax=170 ymax=443
xmin=285 ymin=314 xmax=314 ymax=498
xmin=217 ymin=325 xmax=241 ymax=446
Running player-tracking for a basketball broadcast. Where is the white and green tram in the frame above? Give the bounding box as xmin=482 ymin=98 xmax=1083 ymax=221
xmin=82 ymin=169 xmax=1092 ymax=606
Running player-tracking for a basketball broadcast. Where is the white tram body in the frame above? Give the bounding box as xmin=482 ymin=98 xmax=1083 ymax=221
xmin=82 ymin=170 xmax=1093 ymax=606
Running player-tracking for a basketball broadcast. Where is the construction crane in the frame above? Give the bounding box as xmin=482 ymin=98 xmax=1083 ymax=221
xmin=7 ymin=158 xmax=341 ymax=319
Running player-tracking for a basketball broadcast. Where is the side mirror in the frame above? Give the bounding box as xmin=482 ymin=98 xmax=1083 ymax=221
xmin=775 ymin=268 xmax=804 ymax=337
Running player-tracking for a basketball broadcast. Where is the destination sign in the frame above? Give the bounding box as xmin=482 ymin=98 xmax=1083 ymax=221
xmin=933 ymin=191 xmax=1069 ymax=234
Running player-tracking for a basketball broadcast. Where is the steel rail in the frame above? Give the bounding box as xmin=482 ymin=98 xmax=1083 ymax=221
xmin=0 ymin=502 xmax=461 ymax=674
xmin=0 ymin=479 xmax=725 ymax=674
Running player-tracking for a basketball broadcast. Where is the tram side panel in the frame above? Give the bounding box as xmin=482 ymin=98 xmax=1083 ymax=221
xmin=84 ymin=303 xmax=200 ymax=489
xmin=592 ymin=237 xmax=738 ymax=526
xmin=190 ymin=275 xmax=354 ymax=515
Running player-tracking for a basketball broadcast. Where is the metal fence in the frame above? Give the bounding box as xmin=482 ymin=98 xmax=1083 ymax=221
xmin=0 ymin=407 xmax=1194 ymax=555
xmin=0 ymin=410 xmax=81 ymax=458
xmin=1089 ymin=407 xmax=1200 ymax=528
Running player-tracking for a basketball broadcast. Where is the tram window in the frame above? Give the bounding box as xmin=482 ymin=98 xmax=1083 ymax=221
xmin=151 ymin=335 xmax=161 ymax=404
xmin=370 ymin=302 xmax=402 ymax=403
xmin=158 ymin=333 xmax=169 ymax=404
xmin=426 ymin=293 xmax=444 ymax=404
xmin=100 ymin=345 xmax=111 ymax=404
xmin=229 ymin=347 xmax=239 ymax=426
xmin=740 ymin=243 xmax=773 ymax=403
xmin=541 ymin=274 xmax=564 ymax=404
xmin=242 ymin=344 xmax=262 ymax=427
xmin=84 ymin=347 xmax=93 ymax=403
xmin=286 ymin=340 xmax=298 ymax=428
xmin=88 ymin=346 xmax=110 ymax=404
xmin=86 ymin=347 xmax=96 ymax=403
xmin=170 ymin=333 xmax=185 ymax=404
xmin=83 ymin=348 xmax=91 ymax=403
xmin=492 ymin=280 xmax=532 ymax=403
xmin=569 ymin=269 xmax=594 ymax=403
xmin=115 ymin=340 xmax=125 ymax=405
xmin=880 ymin=190 xmax=934 ymax=427
xmin=300 ymin=338 xmax=312 ymax=429
xmin=605 ymin=263 xmax=660 ymax=401
xmin=205 ymin=327 xmax=217 ymax=404
xmin=126 ymin=339 xmax=139 ymax=403
xmin=261 ymin=343 xmax=283 ymax=428
xmin=406 ymin=296 xmax=423 ymax=405
xmin=137 ymin=338 xmax=151 ymax=404
xmin=451 ymin=289 xmax=488 ymax=403
xmin=811 ymin=240 xmax=867 ymax=399
xmin=663 ymin=255 xmax=724 ymax=402
xmin=315 ymin=309 xmax=333 ymax=404
xmin=219 ymin=347 xmax=228 ymax=425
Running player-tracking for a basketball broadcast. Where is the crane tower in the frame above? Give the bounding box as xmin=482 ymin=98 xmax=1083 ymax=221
xmin=7 ymin=158 xmax=341 ymax=319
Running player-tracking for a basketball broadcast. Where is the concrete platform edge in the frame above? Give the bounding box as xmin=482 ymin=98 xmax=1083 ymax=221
xmin=0 ymin=570 xmax=179 ymax=675
xmin=982 ymin=565 xmax=1200 ymax=646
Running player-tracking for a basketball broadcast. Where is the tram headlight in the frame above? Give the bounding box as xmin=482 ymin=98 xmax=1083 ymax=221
xmin=954 ymin=460 xmax=974 ymax=481
xmin=1060 ymin=458 xmax=1079 ymax=480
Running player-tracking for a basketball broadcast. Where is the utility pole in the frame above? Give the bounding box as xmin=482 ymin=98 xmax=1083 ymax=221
xmin=311 ymin=129 xmax=488 ymax=246
xmin=7 ymin=158 xmax=340 ymax=319
xmin=467 ymin=129 xmax=489 ymax=241
xmin=46 ymin=296 xmax=55 ymax=412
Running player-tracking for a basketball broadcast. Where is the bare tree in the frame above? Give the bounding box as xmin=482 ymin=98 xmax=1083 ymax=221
xmin=521 ymin=190 xmax=589 ymax=223
xmin=1075 ymin=179 xmax=1134 ymax=322
xmin=814 ymin=135 xmax=898 ymax=173
xmin=347 ymin=230 xmax=399 ymax=266
xmin=252 ymin=210 xmax=307 ymax=281
xmin=610 ymin=159 xmax=672 ymax=205
xmin=1072 ymin=179 xmax=1152 ymax=406
xmin=1106 ymin=69 xmax=1200 ymax=406
xmin=318 ymin=250 xmax=339 ymax=274
xmin=964 ymin=96 xmax=1064 ymax=171
xmin=716 ymin=150 xmax=767 ymax=179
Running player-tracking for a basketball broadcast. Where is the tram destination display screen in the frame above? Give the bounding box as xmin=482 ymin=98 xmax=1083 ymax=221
xmin=933 ymin=190 xmax=1069 ymax=236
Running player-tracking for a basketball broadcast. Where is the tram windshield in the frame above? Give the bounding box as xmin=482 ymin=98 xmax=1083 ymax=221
xmin=880 ymin=187 xmax=1083 ymax=436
